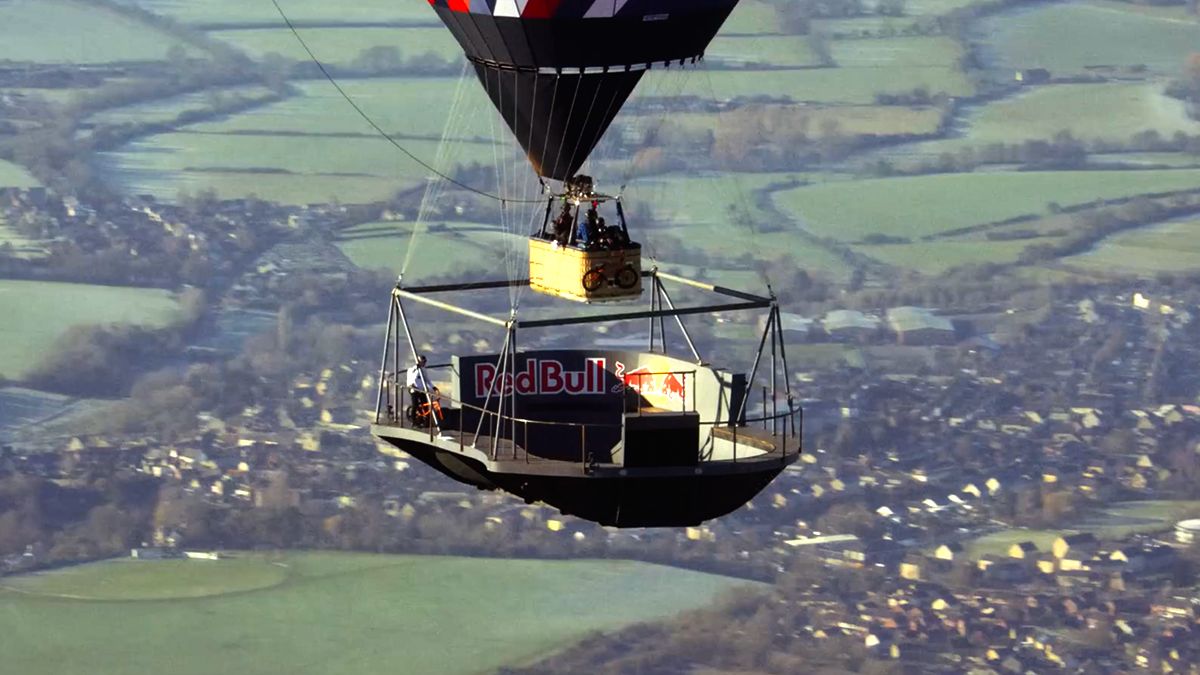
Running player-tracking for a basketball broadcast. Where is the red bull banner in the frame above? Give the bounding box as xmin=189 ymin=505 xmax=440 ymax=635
xmin=474 ymin=357 xmax=609 ymax=397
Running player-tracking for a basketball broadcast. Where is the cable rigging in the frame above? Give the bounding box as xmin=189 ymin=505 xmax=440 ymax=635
xmin=268 ymin=0 xmax=541 ymax=204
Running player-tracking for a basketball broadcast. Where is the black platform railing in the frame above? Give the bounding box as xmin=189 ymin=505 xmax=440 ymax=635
xmin=376 ymin=375 xmax=801 ymax=472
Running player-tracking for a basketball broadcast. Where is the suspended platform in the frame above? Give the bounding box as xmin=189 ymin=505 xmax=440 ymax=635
xmin=372 ymin=270 xmax=801 ymax=528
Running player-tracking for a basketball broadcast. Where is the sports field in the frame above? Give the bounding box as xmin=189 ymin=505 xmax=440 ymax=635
xmin=965 ymin=529 xmax=1065 ymax=559
xmin=963 ymin=500 xmax=1200 ymax=558
xmin=0 ymin=280 xmax=181 ymax=380
xmin=775 ymin=169 xmax=1200 ymax=242
xmin=0 ymin=552 xmax=755 ymax=675
xmin=0 ymin=0 xmax=196 ymax=64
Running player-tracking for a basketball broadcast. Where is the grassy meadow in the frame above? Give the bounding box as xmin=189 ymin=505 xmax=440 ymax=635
xmin=97 ymin=77 xmax=506 ymax=204
xmin=856 ymin=238 xmax=1039 ymax=274
xmin=115 ymin=0 xmax=433 ymax=26
xmin=977 ymin=1 xmax=1200 ymax=76
xmin=208 ymin=26 xmax=461 ymax=64
xmin=84 ymin=86 xmax=277 ymax=128
xmin=1064 ymin=218 xmax=1200 ymax=276
xmin=964 ymin=500 xmax=1200 ymax=559
xmin=0 ymin=0 xmax=196 ymax=63
xmin=336 ymin=220 xmax=529 ymax=280
xmin=691 ymin=63 xmax=973 ymax=104
xmin=0 ymin=552 xmax=755 ymax=675
xmin=775 ymin=169 xmax=1200 ymax=242
xmin=965 ymin=529 xmax=1065 ymax=559
xmin=0 ymin=160 xmax=40 ymax=189
xmin=0 ymin=280 xmax=182 ymax=380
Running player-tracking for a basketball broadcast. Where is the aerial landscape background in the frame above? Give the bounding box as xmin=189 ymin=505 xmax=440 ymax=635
xmin=2 ymin=0 xmax=1200 ymax=672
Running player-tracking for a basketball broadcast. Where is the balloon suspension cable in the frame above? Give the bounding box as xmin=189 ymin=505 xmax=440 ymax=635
xmin=699 ymin=60 xmax=772 ymax=289
xmin=268 ymin=0 xmax=539 ymax=204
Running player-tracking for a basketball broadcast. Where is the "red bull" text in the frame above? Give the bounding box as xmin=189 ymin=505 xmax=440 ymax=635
xmin=474 ymin=358 xmax=608 ymax=397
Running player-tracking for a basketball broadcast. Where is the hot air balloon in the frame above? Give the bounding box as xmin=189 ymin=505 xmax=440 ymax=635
xmin=365 ymin=2 xmax=802 ymax=528
xmin=429 ymin=0 xmax=743 ymax=302
xmin=428 ymin=0 xmax=741 ymax=181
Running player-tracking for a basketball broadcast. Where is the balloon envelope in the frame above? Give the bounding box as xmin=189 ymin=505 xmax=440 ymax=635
xmin=429 ymin=0 xmax=741 ymax=180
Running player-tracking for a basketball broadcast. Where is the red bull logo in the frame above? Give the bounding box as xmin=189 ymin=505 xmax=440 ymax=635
xmin=474 ymin=358 xmax=607 ymax=397
xmin=620 ymin=364 xmax=687 ymax=402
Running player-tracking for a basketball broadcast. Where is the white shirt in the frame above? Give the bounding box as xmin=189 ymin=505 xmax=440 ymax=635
xmin=406 ymin=365 xmax=431 ymax=392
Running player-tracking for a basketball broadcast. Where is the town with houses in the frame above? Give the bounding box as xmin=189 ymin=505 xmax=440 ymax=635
xmin=3 ymin=184 xmax=1200 ymax=673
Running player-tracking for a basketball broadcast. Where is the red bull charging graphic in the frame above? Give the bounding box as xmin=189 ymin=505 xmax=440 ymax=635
xmin=619 ymin=362 xmax=688 ymax=403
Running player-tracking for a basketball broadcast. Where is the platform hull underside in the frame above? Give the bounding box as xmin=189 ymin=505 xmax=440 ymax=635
xmin=382 ymin=437 xmax=783 ymax=528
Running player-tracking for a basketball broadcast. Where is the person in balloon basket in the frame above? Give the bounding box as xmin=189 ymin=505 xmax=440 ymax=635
xmin=551 ymin=202 xmax=573 ymax=246
xmin=579 ymin=204 xmax=602 ymax=249
xmin=406 ymin=355 xmax=440 ymax=427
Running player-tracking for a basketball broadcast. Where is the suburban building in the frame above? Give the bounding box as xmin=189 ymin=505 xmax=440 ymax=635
xmin=886 ymin=307 xmax=957 ymax=345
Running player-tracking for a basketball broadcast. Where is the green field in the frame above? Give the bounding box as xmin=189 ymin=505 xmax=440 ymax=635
xmin=3 ymin=558 xmax=288 ymax=600
xmin=1089 ymin=500 xmax=1200 ymax=537
xmin=1092 ymin=152 xmax=1200 ymax=169
xmin=979 ymin=1 xmax=1200 ymax=75
xmin=0 ymin=280 xmax=181 ymax=379
xmin=708 ymin=34 xmax=823 ymax=68
xmin=119 ymin=0 xmax=431 ymax=26
xmin=692 ymin=64 xmax=973 ymax=104
xmin=0 ymin=552 xmax=754 ymax=675
xmin=831 ymin=36 xmax=964 ymax=68
xmin=96 ymin=131 xmax=496 ymax=205
xmin=669 ymin=105 xmax=943 ymax=140
xmin=965 ymin=529 xmax=1066 ymax=559
xmin=870 ymin=82 xmax=1200 ymax=164
xmin=964 ymin=500 xmax=1200 ymax=558
xmin=337 ymin=220 xmax=529 ymax=280
xmin=1065 ymin=218 xmax=1200 ymax=276
xmin=0 ymin=0 xmax=196 ymax=64
xmin=856 ymin=237 xmax=1040 ymax=274
xmin=209 ymin=26 xmax=460 ymax=64
xmin=625 ymin=172 xmax=855 ymax=279
xmin=188 ymin=78 xmax=492 ymax=140
xmin=84 ymin=86 xmax=276 ymax=128
xmin=0 ymin=159 xmax=40 ymax=189
xmin=97 ymin=75 xmax=520 ymax=204
xmin=775 ymin=169 xmax=1200 ymax=241
xmin=963 ymin=83 xmax=1199 ymax=142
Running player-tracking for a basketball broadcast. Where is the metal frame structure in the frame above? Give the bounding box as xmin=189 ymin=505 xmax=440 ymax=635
xmin=373 ymin=268 xmax=798 ymax=462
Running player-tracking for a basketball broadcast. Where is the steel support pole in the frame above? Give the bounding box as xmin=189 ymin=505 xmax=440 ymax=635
xmin=473 ymin=327 xmax=511 ymax=450
xmin=656 ymin=279 xmax=702 ymax=364
xmin=771 ymin=305 xmax=778 ymax=437
xmin=737 ymin=307 xmax=774 ymax=423
xmin=392 ymin=295 xmax=401 ymax=426
xmin=376 ymin=294 xmax=396 ymax=421
xmin=395 ymin=290 xmax=439 ymax=433
xmin=648 ymin=271 xmax=657 ymax=353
